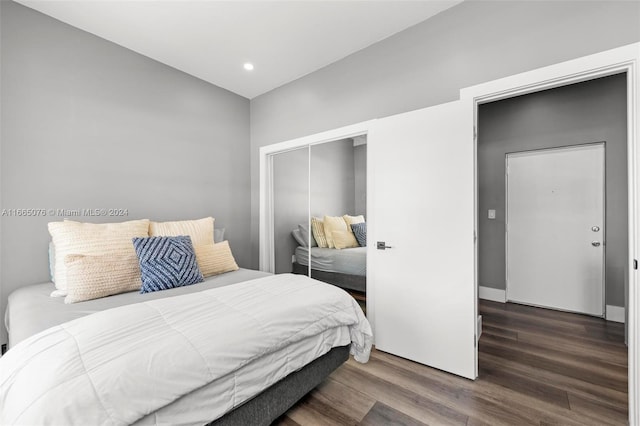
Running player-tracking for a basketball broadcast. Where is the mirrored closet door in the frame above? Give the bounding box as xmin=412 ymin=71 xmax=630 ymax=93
xmin=271 ymin=136 xmax=367 ymax=312
xmin=272 ymin=146 xmax=309 ymax=274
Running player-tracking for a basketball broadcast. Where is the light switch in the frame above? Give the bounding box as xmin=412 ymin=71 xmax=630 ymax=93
xmin=488 ymin=209 xmax=496 ymax=219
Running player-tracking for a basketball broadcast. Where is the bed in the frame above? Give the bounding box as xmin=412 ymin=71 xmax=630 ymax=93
xmin=1 ymin=270 xmax=372 ymax=425
xmin=5 ymin=268 xmax=268 ymax=349
xmin=292 ymin=246 xmax=366 ymax=293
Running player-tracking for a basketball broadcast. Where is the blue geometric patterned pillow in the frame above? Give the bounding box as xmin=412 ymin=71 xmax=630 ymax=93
xmin=351 ymin=222 xmax=366 ymax=247
xmin=132 ymin=235 xmax=204 ymax=294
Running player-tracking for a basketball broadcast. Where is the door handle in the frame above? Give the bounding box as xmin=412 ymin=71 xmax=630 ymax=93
xmin=591 ymin=241 xmax=601 ymax=247
xmin=377 ymin=241 xmax=393 ymax=250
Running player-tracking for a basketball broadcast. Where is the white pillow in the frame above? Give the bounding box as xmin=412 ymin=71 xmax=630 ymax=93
xmin=214 ymin=228 xmax=226 ymax=243
xmin=292 ymin=229 xmax=306 ymax=247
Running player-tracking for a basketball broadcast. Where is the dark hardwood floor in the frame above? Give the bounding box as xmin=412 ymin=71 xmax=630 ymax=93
xmin=274 ymin=300 xmax=628 ymax=425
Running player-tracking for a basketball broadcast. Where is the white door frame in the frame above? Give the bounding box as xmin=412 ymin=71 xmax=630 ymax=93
xmin=460 ymin=42 xmax=639 ymax=425
xmin=505 ymin=143 xmax=606 ymax=316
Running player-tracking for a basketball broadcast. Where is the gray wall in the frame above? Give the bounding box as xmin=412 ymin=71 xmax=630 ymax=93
xmin=478 ymin=73 xmax=628 ymax=307
xmin=354 ymin=144 xmax=367 ymax=217
xmin=249 ymin=0 xmax=640 ymax=268
xmin=310 ymin=139 xmax=355 ymax=219
xmin=0 ymin=1 xmax=250 ymax=344
xmin=272 ymin=139 xmax=357 ymax=273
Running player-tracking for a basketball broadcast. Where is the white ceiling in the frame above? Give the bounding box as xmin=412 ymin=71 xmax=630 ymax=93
xmin=16 ymin=0 xmax=462 ymax=99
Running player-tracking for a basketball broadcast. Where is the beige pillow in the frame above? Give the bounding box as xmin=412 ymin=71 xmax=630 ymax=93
xmin=332 ymin=230 xmax=359 ymax=249
xmin=48 ymin=219 xmax=150 ymax=296
xmin=149 ymin=217 xmax=214 ymax=246
xmin=310 ymin=217 xmax=328 ymax=248
xmin=64 ymin=254 xmax=142 ymax=304
xmin=343 ymin=215 xmax=365 ymax=232
xmin=323 ymin=215 xmax=348 ymax=248
xmin=194 ymin=241 xmax=239 ymax=277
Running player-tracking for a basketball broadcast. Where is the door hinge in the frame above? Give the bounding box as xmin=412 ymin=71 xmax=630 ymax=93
xmin=634 ymin=259 xmax=638 ymax=270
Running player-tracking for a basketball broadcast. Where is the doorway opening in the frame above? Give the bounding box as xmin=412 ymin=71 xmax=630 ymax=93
xmin=476 ymin=73 xmax=628 ymax=419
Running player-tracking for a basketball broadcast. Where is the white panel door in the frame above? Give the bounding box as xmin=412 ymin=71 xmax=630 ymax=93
xmin=506 ymin=144 xmax=605 ymax=316
xmin=369 ymin=101 xmax=476 ymax=379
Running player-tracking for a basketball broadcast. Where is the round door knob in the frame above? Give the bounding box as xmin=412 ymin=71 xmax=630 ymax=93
xmin=592 ymin=241 xmax=601 ymax=247
xmin=591 ymin=226 xmax=600 ymax=232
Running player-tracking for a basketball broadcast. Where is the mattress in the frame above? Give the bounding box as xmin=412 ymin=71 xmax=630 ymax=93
xmin=5 ymin=268 xmax=269 ymax=348
xmin=295 ymin=246 xmax=366 ymax=276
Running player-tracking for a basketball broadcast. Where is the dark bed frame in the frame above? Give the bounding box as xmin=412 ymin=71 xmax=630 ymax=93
xmin=209 ymin=344 xmax=350 ymax=425
xmin=291 ymin=262 xmax=366 ymax=293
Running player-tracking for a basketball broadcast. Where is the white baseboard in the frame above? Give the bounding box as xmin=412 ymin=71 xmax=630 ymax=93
xmin=478 ymin=287 xmax=623 ymax=323
xmin=479 ymin=286 xmax=506 ymax=303
xmin=606 ymin=305 xmax=625 ymax=323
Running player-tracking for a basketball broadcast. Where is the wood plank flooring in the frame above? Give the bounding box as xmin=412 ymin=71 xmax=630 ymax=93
xmin=274 ymin=300 xmax=627 ymax=425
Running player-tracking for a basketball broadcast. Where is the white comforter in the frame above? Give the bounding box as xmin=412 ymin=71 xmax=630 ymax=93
xmin=0 ymin=274 xmax=372 ymax=425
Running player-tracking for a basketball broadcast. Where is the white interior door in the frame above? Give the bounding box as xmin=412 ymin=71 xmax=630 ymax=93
xmin=369 ymin=100 xmax=476 ymax=379
xmin=506 ymin=144 xmax=605 ymax=316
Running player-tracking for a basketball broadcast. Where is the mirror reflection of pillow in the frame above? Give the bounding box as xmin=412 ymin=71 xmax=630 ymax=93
xmin=351 ymin=222 xmax=367 ymax=247
xmin=323 ymin=215 xmax=349 ymax=248
xmin=343 ymin=215 xmax=365 ymax=232
xmin=332 ymin=230 xmax=359 ymax=249
xmin=311 ymin=217 xmax=328 ymax=248
xmin=298 ymin=223 xmax=317 ymax=247
xmin=291 ymin=229 xmax=306 ymax=247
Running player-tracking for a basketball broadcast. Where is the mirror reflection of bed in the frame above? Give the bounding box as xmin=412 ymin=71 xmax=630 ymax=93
xmin=273 ymin=136 xmax=367 ymax=312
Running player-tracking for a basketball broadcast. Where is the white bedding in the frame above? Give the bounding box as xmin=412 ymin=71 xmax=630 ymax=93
xmin=134 ymin=326 xmax=351 ymax=425
xmin=0 ymin=273 xmax=372 ymax=425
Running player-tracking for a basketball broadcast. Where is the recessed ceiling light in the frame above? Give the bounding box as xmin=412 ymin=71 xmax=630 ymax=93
xmin=243 ymin=63 xmax=254 ymax=71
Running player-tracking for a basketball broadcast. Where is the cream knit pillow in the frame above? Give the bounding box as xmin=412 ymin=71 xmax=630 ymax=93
xmin=64 ymin=254 xmax=142 ymax=304
xmin=194 ymin=241 xmax=239 ymax=277
xmin=48 ymin=219 xmax=150 ymax=296
xmin=150 ymin=217 xmax=214 ymax=246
